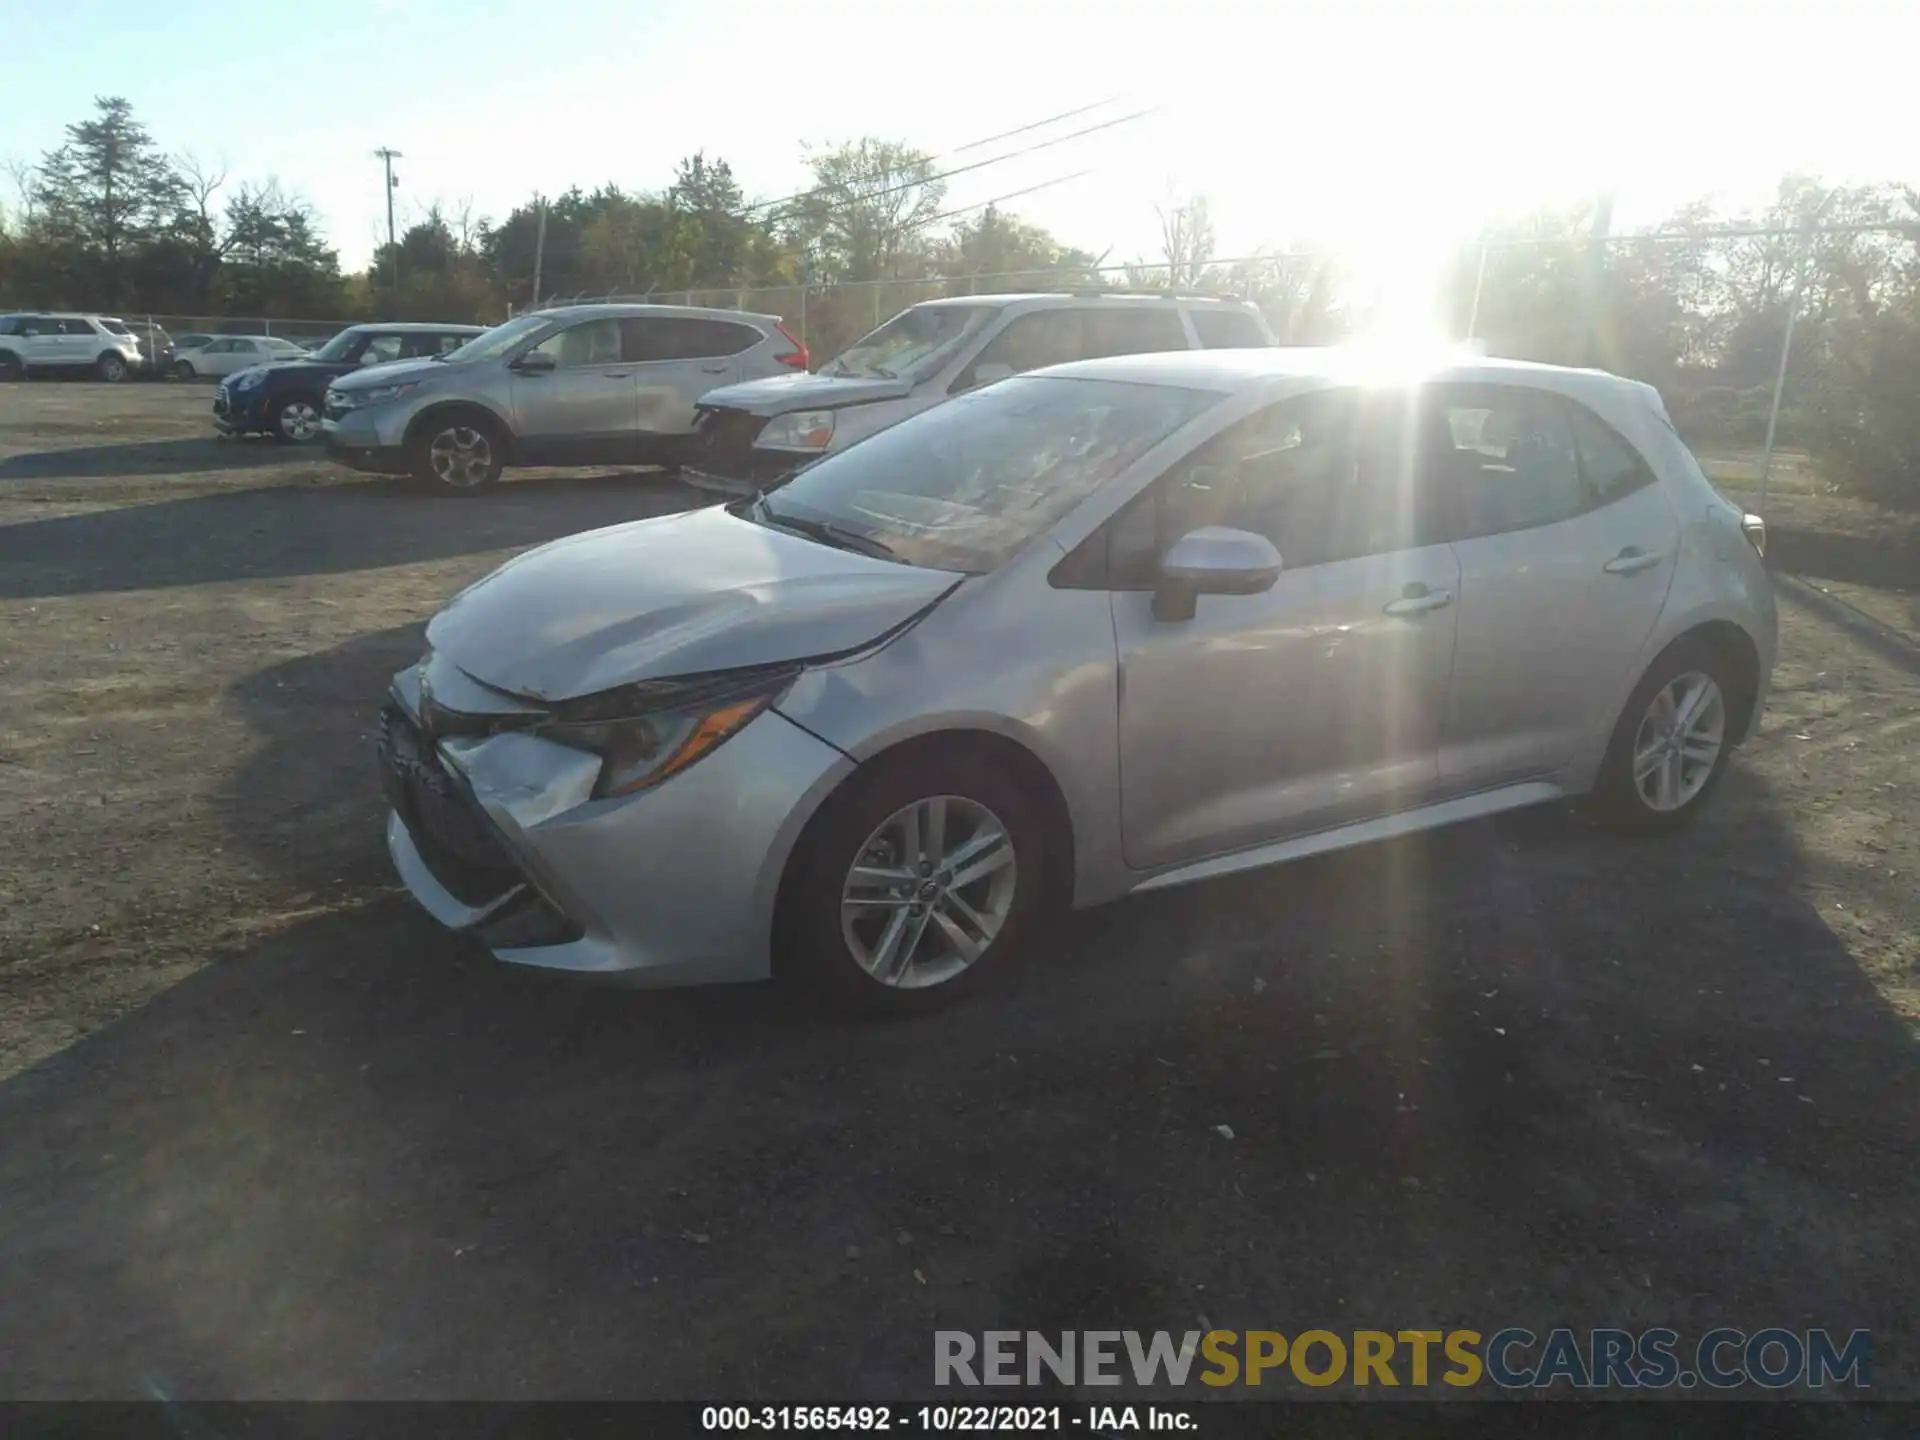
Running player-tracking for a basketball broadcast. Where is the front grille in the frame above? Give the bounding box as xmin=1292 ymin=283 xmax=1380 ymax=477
xmin=695 ymin=406 xmax=769 ymax=461
xmin=212 ymin=388 xmax=230 ymax=416
xmin=378 ymin=705 xmax=522 ymax=905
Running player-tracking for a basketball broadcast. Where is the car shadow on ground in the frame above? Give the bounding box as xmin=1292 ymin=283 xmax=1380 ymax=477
xmin=0 ymin=630 xmax=1913 ymax=1402
xmin=0 ymin=437 xmax=313 ymax=481
xmin=1769 ymin=523 xmax=1919 ymax=592
xmin=0 ymin=473 xmax=710 ymax=601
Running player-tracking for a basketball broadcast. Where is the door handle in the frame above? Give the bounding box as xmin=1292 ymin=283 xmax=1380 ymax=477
xmin=1603 ymin=547 xmax=1666 ymax=575
xmin=700 ymin=363 xmax=730 ymax=373
xmin=601 ymin=369 xmax=634 ymax=378
xmin=1383 ymin=583 xmax=1455 ymax=617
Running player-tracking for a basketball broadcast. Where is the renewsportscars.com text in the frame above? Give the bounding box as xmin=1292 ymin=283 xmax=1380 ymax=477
xmin=935 ymin=1327 xmax=1872 ymax=1390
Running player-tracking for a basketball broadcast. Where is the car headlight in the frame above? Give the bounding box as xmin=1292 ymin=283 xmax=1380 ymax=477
xmin=755 ymin=409 xmax=835 ymax=451
xmin=334 ymin=381 xmax=418 ymax=409
xmin=538 ymin=664 xmax=798 ymax=798
xmin=233 ymin=367 xmax=265 ymax=390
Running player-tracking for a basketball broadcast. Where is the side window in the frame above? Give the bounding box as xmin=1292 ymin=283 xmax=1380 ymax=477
xmin=532 ymin=318 xmax=623 ymax=368
xmin=58 ymin=318 xmax=93 ymax=336
xmin=955 ymin=310 xmax=1083 ymax=390
xmin=1082 ymin=307 xmax=1187 ymax=358
xmin=1188 ymin=308 xmax=1269 ymax=348
xmin=201 ymin=338 xmax=233 ymax=354
xmin=1104 ymin=387 xmax=1419 ymax=587
xmin=1418 ymin=384 xmax=1585 ymax=541
xmin=0 ymin=317 xmax=15 ymax=336
xmin=363 ymin=334 xmax=406 ymax=364
xmin=1563 ymin=399 xmax=1658 ymax=506
xmin=435 ymin=333 xmax=470 ymax=356
xmin=669 ymin=318 xmax=760 ymax=358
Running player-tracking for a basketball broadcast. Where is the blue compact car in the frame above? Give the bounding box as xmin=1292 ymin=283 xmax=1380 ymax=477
xmin=213 ymin=322 xmax=483 ymax=442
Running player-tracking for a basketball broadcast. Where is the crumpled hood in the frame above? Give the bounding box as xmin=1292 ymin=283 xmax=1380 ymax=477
xmin=426 ymin=506 xmax=961 ymax=701
xmin=698 ymin=369 xmax=912 ymax=416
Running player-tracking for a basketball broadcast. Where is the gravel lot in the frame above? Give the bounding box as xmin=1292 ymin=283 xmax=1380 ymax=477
xmin=0 ymin=382 xmax=1916 ymax=1403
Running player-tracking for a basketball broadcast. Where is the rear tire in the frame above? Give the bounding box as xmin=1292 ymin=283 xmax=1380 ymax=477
xmin=409 ymin=412 xmax=504 ymax=492
xmin=1584 ymin=637 xmax=1738 ymax=834
xmin=778 ymin=748 xmax=1046 ymax=1015
xmin=95 ymin=352 xmax=128 ymax=383
xmin=271 ymin=393 xmax=323 ymax=443
xmin=0 ymin=351 xmax=22 ymax=382
xmin=173 ymin=358 xmax=197 ymax=380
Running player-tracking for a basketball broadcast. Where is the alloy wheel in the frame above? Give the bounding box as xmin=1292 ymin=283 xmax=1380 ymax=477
xmin=1631 ymin=671 xmax=1725 ymax=812
xmin=840 ymin=795 xmax=1018 ymax=989
xmin=278 ymin=399 xmax=320 ymax=441
xmin=428 ymin=426 xmax=494 ymax=487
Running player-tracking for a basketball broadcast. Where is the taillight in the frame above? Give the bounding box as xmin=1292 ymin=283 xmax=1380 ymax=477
xmin=1741 ymin=513 xmax=1766 ymax=556
xmin=774 ymin=323 xmax=809 ymax=370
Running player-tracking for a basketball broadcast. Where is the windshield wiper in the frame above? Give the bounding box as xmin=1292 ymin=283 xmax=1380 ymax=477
xmin=754 ymin=496 xmax=895 ymax=559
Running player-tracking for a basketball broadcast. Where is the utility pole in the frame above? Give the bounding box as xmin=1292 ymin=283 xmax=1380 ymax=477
xmin=530 ymin=194 xmax=548 ymax=308
xmin=374 ymin=147 xmax=403 ymax=300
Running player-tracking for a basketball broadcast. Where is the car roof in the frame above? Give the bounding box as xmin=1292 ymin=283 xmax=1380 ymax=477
xmin=1044 ymin=345 xmax=1642 ymax=400
xmin=341 ymin=321 xmax=486 ymax=333
xmin=911 ymin=292 xmax=1262 ymax=311
xmin=529 ymin=303 xmax=781 ymax=326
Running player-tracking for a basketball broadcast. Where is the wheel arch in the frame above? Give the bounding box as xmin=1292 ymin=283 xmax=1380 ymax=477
xmin=404 ymin=399 xmax=515 ymax=459
xmin=768 ymin=725 xmax=1077 ymax=972
xmin=1676 ymin=618 xmax=1762 ymax=743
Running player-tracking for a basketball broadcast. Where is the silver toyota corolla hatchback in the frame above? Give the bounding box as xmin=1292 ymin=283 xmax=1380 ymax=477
xmin=379 ymin=349 xmax=1776 ymax=1011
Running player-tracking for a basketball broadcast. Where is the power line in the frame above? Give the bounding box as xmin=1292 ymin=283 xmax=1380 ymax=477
xmin=737 ymin=106 xmax=1160 ymax=220
xmin=917 ymin=170 xmax=1097 ymax=230
xmin=945 ymin=97 xmax=1127 ymax=154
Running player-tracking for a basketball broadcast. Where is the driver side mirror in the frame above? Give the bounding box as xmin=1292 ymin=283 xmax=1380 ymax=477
xmin=511 ymin=349 xmax=556 ymax=374
xmin=1151 ymin=526 xmax=1283 ymax=622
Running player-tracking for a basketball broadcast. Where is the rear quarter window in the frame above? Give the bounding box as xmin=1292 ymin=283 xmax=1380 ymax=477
xmin=1189 ymin=308 xmax=1270 ymax=348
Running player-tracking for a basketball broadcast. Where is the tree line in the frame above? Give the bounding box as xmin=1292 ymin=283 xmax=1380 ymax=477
xmin=3 ymin=98 xmax=1918 ymax=506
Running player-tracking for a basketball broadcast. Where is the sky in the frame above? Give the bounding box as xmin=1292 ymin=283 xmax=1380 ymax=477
xmin=2 ymin=0 xmax=1913 ymax=291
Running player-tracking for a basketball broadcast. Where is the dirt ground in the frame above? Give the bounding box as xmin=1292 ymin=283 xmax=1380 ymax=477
xmin=0 ymin=383 xmax=1916 ymax=1403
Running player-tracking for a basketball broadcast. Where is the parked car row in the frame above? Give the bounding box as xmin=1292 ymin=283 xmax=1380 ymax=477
xmin=314 ymin=291 xmax=1276 ymax=490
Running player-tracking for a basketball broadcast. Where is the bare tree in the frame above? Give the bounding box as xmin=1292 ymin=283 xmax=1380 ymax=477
xmin=3 ymin=156 xmax=39 ymax=223
xmin=1156 ymin=191 xmax=1215 ymax=289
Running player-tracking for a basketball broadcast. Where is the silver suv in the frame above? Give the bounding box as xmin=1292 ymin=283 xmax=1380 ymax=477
xmin=0 ymin=313 xmax=144 ymax=382
xmin=377 ymin=348 xmax=1776 ymax=1011
xmin=684 ymin=291 xmax=1276 ymax=495
xmin=323 ymin=303 xmax=807 ymax=490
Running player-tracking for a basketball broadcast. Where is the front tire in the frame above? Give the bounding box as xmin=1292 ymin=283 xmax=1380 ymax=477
xmin=96 ymin=352 xmax=128 ymax=383
xmin=271 ymin=394 xmax=323 ymax=443
xmin=1586 ymin=638 xmax=1737 ymax=833
xmin=0 ymin=351 xmax=23 ymax=382
xmin=778 ymin=749 xmax=1046 ymax=1014
xmin=173 ymin=359 xmax=197 ymax=380
xmin=410 ymin=413 xmax=504 ymax=491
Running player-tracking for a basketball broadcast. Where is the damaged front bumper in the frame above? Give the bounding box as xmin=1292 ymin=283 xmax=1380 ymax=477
xmin=380 ymin=656 xmax=853 ymax=985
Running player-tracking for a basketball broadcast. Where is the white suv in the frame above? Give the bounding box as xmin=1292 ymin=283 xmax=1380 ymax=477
xmin=0 ymin=313 xmax=144 ymax=382
xmin=684 ymin=292 xmax=1277 ymax=494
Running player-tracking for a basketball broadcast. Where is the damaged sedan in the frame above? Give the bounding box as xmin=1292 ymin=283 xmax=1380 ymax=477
xmin=381 ymin=350 xmax=1775 ymax=1011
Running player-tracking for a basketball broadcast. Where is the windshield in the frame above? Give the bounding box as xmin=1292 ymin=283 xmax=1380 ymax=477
xmin=760 ymin=376 xmax=1221 ymax=572
xmin=311 ymin=329 xmax=365 ymax=362
xmin=265 ymin=337 xmax=307 ymax=354
xmin=826 ymin=305 xmax=993 ymax=381
xmin=100 ymin=318 xmax=133 ymax=335
xmin=444 ymin=313 xmax=553 ymax=364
